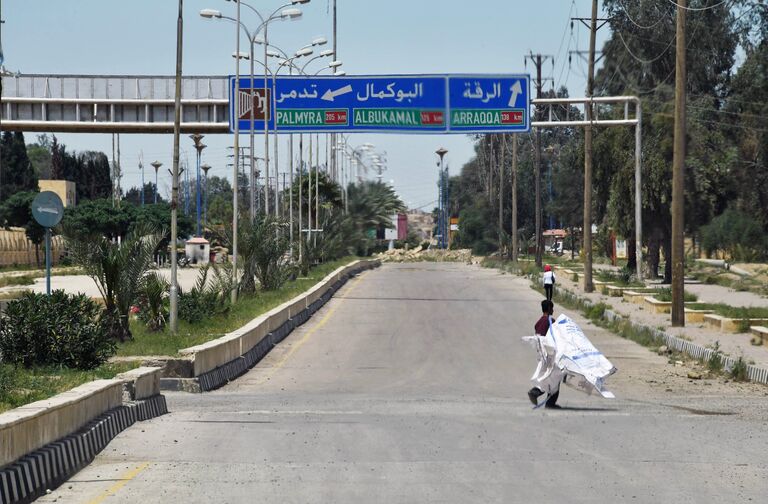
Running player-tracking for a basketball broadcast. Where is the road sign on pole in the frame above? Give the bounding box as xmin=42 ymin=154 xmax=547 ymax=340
xmin=31 ymin=191 xmax=64 ymax=296
xmin=229 ymin=74 xmax=530 ymax=134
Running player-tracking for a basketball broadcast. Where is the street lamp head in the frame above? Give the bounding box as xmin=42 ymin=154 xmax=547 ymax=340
xmin=189 ymin=133 xmax=204 ymax=146
xmin=252 ymin=37 xmax=265 ymax=45
xmin=295 ymin=47 xmax=313 ymax=57
xmin=199 ymin=8 xmax=222 ymax=19
xmin=435 ymin=147 xmax=448 ymax=160
xmin=231 ymin=51 xmax=250 ymax=60
xmin=319 ymin=49 xmax=334 ymax=57
xmin=328 ymin=60 xmax=343 ymax=68
xmin=150 ymin=161 xmax=162 ymax=171
xmin=311 ymin=37 xmax=328 ymax=46
xmin=201 ymin=164 xmax=211 ymax=174
xmin=281 ymin=8 xmax=302 ymax=19
xmin=334 ymin=70 xmax=346 ymax=76
xmin=266 ymin=49 xmax=281 ymax=58
xmin=292 ymin=0 xmax=311 ymax=4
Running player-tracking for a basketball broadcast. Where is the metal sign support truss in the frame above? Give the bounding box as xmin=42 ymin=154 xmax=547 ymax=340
xmin=531 ymin=96 xmax=642 ymax=280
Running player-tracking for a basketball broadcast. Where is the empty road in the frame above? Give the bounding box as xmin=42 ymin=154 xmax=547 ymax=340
xmin=40 ymin=263 xmax=768 ymax=503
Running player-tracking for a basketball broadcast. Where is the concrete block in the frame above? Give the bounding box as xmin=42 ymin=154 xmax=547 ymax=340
xmin=703 ymin=314 xmax=725 ymax=331
xmin=117 ymin=367 xmax=162 ymax=400
xmin=239 ymin=314 xmax=270 ymax=354
xmin=182 ymin=332 xmax=243 ymax=376
xmin=0 ymin=379 xmax=122 ymax=468
xmin=750 ymin=326 xmax=768 ymax=345
xmin=644 ymin=296 xmax=672 ymax=314
xmin=623 ymin=290 xmax=649 ymax=304
xmin=684 ymin=309 xmax=714 ymax=324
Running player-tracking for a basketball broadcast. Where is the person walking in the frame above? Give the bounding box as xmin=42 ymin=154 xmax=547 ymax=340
xmin=527 ymin=299 xmax=562 ymax=409
xmin=542 ymin=265 xmax=555 ymax=301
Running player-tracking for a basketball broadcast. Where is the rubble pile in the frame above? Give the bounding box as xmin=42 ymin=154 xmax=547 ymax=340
xmin=376 ymin=247 xmax=475 ymax=264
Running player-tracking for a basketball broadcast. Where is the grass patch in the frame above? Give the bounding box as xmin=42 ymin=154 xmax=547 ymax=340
xmin=117 ymin=257 xmax=359 ymax=356
xmin=0 ymin=362 xmax=138 ymax=414
xmin=594 ymin=269 xmax=645 ymax=288
xmin=481 ymin=257 xmax=542 ymax=278
xmin=0 ymin=274 xmax=36 ymax=288
xmin=652 ymin=288 xmax=698 ymax=303
xmin=686 ymin=303 xmax=768 ymax=319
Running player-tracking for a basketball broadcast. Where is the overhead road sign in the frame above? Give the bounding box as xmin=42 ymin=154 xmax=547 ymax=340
xmin=229 ymin=74 xmax=530 ymax=134
xmin=447 ymin=75 xmax=530 ymax=133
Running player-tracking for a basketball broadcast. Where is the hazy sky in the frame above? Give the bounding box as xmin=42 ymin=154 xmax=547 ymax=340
xmin=1 ymin=0 xmax=608 ymax=209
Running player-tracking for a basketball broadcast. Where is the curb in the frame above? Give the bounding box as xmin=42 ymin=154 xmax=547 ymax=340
xmin=556 ymin=283 xmax=768 ymax=385
xmin=0 ymin=395 xmax=168 ymax=504
xmin=187 ymin=266 xmax=372 ymax=392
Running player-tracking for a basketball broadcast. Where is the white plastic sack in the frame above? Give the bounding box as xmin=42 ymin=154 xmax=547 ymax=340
xmin=523 ymin=313 xmax=617 ymax=399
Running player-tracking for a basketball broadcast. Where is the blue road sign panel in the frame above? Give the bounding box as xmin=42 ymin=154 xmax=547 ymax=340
xmin=229 ymin=74 xmax=530 ymax=134
xmin=447 ymin=75 xmax=530 ymax=133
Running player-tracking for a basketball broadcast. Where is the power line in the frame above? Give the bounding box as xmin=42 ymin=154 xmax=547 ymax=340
xmin=617 ymin=0 xmax=671 ymax=30
xmin=666 ymin=0 xmax=731 ymax=11
xmin=616 ymin=29 xmax=676 ymax=65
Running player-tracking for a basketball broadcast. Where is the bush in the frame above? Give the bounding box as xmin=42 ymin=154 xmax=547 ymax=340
xmin=137 ymin=272 xmax=169 ymax=331
xmin=707 ymin=342 xmax=724 ymax=373
xmin=178 ymin=264 xmax=232 ymax=324
xmin=729 ymin=356 xmax=749 ymax=382
xmin=0 ymin=291 xmax=115 ymax=369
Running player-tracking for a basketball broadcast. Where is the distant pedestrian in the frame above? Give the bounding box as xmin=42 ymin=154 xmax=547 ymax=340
xmin=542 ymin=265 xmax=555 ymax=301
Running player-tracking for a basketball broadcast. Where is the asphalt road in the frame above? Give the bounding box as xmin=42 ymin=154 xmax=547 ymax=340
xmin=39 ymin=263 xmax=768 ymax=503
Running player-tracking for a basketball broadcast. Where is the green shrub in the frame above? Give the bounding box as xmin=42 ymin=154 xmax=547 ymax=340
xmin=0 ymin=365 xmax=14 ymax=396
xmin=178 ymin=264 xmax=232 ymax=324
xmin=585 ymin=302 xmax=608 ymax=321
xmin=707 ymin=342 xmax=724 ymax=373
xmin=137 ymin=272 xmax=169 ymax=331
xmin=729 ymin=357 xmax=749 ymax=382
xmin=0 ymin=291 xmax=115 ymax=369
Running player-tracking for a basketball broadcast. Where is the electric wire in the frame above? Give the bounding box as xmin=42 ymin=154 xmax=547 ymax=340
xmin=665 ymin=0 xmax=731 ymax=11
xmin=617 ymin=0 xmax=670 ymax=29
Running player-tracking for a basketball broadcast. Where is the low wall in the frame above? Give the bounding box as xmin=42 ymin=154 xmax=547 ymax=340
xmin=0 ymin=367 xmax=163 ymax=469
xmin=179 ymin=259 xmax=380 ymax=390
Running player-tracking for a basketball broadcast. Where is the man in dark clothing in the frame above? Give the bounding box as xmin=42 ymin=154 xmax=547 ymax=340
xmin=527 ymin=299 xmax=561 ymax=408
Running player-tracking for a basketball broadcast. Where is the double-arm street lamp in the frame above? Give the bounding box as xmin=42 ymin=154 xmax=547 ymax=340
xmin=201 ymin=1 xmax=304 ymax=220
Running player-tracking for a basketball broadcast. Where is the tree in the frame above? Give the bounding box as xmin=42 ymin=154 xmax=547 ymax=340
xmin=49 ymin=137 xmax=112 ymax=202
xmin=27 ymin=134 xmax=53 ymax=180
xmin=0 ymin=132 xmax=38 ymax=203
xmin=125 ymin=183 xmax=165 ymax=206
xmin=65 ymin=224 xmax=163 ymax=342
xmin=61 ymin=199 xmax=135 ymax=240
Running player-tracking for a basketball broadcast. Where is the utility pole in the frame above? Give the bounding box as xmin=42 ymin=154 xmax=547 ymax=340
xmin=511 ymin=134 xmax=518 ymax=262
xmin=671 ymin=0 xmax=686 ymax=326
xmin=525 ymin=53 xmax=553 ymax=268
xmin=498 ymin=134 xmax=504 ymax=255
xmin=169 ymin=0 xmax=184 ymax=334
xmin=582 ymin=0 xmax=598 ymax=293
xmin=116 ymin=134 xmax=122 ymax=208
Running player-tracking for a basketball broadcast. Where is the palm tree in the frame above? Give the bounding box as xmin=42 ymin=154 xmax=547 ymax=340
xmin=223 ymin=215 xmax=292 ymax=294
xmin=344 ymin=181 xmax=406 ymax=255
xmin=64 ymin=225 xmax=162 ymax=341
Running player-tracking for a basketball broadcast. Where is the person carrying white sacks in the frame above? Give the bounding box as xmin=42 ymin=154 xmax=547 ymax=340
xmin=524 ymin=300 xmax=617 ymax=409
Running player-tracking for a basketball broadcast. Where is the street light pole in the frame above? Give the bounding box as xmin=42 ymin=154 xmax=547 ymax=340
xmin=151 ymin=161 xmax=162 ymax=204
xmin=190 ymin=134 xmax=206 ymax=236
xmin=232 ymin=0 xmax=241 ymax=304
xmin=436 ymin=147 xmax=448 ymax=249
xmin=201 ymin=163 xmax=211 ymax=228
